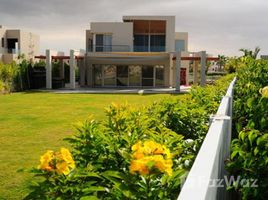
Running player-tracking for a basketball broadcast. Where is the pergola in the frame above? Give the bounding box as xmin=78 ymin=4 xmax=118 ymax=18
xmin=35 ymin=50 xmax=85 ymax=89
xmin=172 ymin=51 xmax=219 ymax=91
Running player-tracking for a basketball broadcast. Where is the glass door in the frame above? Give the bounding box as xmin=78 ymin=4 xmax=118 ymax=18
xmin=129 ymin=65 xmax=141 ymax=86
xmin=142 ymin=66 xmax=154 ymax=86
xmin=117 ymin=65 xmax=128 ymax=86
xmin=103 ymin=65 xmax=116 ymax=86
xmin=93 ymin=65 xmax=102 ymax=86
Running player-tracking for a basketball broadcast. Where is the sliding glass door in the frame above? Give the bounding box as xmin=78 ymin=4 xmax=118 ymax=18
xmin=117 ymin=65 xmax=128 ymax=86
xmin=129 ymin=65 xmax=141 ymax=86
xmin=93 ymin=65 xmax=164 ymax=87
xmin=142 ymin=66 xmax=154 ymax=86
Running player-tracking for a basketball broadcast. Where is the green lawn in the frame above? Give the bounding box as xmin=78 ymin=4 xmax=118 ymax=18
xmin=0 ymin=92 xmax=173 ymax=199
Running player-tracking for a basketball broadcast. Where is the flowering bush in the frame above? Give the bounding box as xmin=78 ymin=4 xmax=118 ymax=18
xmin=26 ymin=75 xmax=234 ymax=199
xmin=226 ymin=57 xmax=268 ymax=200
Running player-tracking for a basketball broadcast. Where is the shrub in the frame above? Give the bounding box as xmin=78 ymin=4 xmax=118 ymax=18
xmin=226 ymin=57 xmax=268 ymax=200
xmin=0 ymin=62 xmax=18 ymax=93
xmin=26 ymin=75 xmax=234 ymax=199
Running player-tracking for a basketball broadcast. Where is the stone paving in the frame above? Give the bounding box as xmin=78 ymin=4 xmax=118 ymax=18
xmin=34 ymin=86 xmax=191 ymax=94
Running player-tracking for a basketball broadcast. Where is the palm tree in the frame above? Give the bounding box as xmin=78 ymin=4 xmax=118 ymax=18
xmin=239 ymin=47 xmax=260 ymax=59
xmin=216 ymin=55 xmax=227 ymax=71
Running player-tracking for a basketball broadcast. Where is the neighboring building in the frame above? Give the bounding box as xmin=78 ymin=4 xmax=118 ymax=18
xmin=83 ymin=16 xmax=189 ymax=88
xmin=0 ymin=25 xmax=39 ymax=64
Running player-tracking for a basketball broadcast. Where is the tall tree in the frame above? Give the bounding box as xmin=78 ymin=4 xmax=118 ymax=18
xmin=216 ymin=55 xmax=227 ymax=71
xmin=239 ymin=47 xmax=260 ymax=59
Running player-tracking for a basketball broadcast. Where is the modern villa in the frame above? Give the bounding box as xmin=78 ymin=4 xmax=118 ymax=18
xmin=0 ymin=25 xmax=40 ymax=64
xmin=81 ymin=16 xmax=190 ymax=88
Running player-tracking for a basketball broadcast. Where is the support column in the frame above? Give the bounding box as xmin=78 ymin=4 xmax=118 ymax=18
xmin=70 ymin=49 xmax=76 ymax=89
xmin=175 ymin=51 xmax=181 ymax=92
xmin=80 ymin=58 xmax=86 ymax=86
xmin=200 ymin=51 xmax=206 ymax=87
xmin=193 ymin=60 xmax=198 ymax=85
xmin=92 ymin=34 xmax=96 ymax=52
xmin=86 ymin=63 xmax=93 ymax=87
xmin=46 ymin=49 xmax=52 ymax=89
xmin=60 ymin=59 xmax=65 ymax=79
xmin=169 ymin=53 xmax=174 ymax=87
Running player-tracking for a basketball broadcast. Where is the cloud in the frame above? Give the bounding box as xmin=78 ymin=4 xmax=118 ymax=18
xmin=0 ymin=0 xmax=268 ymax=56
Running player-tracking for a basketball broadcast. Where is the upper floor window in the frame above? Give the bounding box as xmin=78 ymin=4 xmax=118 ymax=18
xmin=175 ymin=40 xmax=185 ymax=51
xmin=95 ymin=34 xmax=112 ymax=52
xmin=1 ymin=38 xmax=4 ymax=48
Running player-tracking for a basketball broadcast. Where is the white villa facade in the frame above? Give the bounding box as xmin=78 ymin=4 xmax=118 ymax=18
xmin=82 ymin=16 xmax=190 ymax=88
xmin=0 ymin=25 xmax=40 ymax=64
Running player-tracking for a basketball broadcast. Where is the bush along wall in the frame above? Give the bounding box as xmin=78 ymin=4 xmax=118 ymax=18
xmin=0 ymin=59 xmax=33 ymax=94
xmin=25 ymin=74 xmax=235 ymax=200
xmin=226 ymin=57 xmax=268 ymax=200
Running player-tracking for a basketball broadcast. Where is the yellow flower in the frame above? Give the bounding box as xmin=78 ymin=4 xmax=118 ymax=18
xmin=260 ymin=86 xmax=268 ymax=98
xmin=60 ymin=148 xmax=75 ymax=169
xmin=130 ymin=140 xmax=173 ymax=176
xmin=38 ymin=148 xmax=75 ymax=175
xmin=38 ymin=150 xmax=54 ymax=171
xmin=130 ymin=159 xmax=149 ymax=175
xmin=56 ymin=161 xmax=71 ymax=175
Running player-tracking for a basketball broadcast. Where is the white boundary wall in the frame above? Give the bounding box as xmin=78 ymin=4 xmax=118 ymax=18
xmin=178 ymin=77 xmax=236 ymax=200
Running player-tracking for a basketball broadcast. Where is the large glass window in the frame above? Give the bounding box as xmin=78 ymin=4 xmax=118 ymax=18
xmin=150 ymin=35 xmax=166 ymax=52
xmin=142 ymin=66 xmax=154 ymax=86
xmin=103 ymin=65 xmax=116 ymax=86
xmin=134 ymin=35 xmax=149 ymax=52
xmin=117 ymin=65 xmax=128 ymax=86
xmin=129 ymin=65 xmax=141 ymax=86
xmin=95 ymin=34 xmax=112 ymax=52
xmin=155 ymin=65 xmax=165 ymax=86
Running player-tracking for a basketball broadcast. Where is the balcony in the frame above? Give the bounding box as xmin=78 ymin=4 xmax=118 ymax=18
xmin=88 ymin=45 xmax=131 ymax=52
xmin=134 ymin=45 xmax=166 ymax=52
xmin=87 ymin=45 xmax=166 ymax=53
xmin=7 ymin=48 xmax=20 ymax=54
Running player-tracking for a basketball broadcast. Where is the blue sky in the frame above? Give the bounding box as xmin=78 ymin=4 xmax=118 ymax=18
xmin=1 ymin=0 xmax=267 ymax=56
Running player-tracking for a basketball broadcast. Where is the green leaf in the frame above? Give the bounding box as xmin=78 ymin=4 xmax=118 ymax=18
xmin=102 ymin=170 xmax=124 ymax=180
xmin=246 ymin=97 xmax=255 ymax=108
xmin=231 ymin=151 xmax=239 ymax=159
xmin=82 ymin=186 xmax=108 ymax=193
xmin=80 ymin=196 xmax=99 ymax=200
xmin=254 ymin=147 xmax=259 ymax=155
xmin=248 ymin=131 xmax=257 ymax=146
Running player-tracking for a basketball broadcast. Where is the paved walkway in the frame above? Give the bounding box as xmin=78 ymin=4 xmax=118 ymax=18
xmin=35 ymin=86 xmax=191 ymax=94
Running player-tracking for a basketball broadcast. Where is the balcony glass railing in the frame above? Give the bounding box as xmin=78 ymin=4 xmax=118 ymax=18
xmin=88 ymin=45 xmax=131 ymax=52
xmin=134 ymin=46 xmax=166 ymax=52
xmin=7 ymin=48 xmax=20 ymax=54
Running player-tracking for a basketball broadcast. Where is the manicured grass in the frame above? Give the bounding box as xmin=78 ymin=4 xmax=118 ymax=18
xmin=0 ymin=92 xmax=174 ymax=199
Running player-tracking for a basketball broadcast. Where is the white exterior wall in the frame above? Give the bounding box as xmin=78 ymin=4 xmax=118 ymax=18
xmin=19 ymin=30 xmax=40 ymax=60
xmin=0 ymin=27 xmax=7 ymax=55
xmin=123 ymin=16 xmax=176 ymax=52
xmin=90 ymin=22 xmax=133 ymax=51
xmin=0 ymin=29 xmax=40 ymax=63
xmin=175 ymin=32 xmax=188 ymax=51
xmin=0 ymin=27 xmax=6 ymax=62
